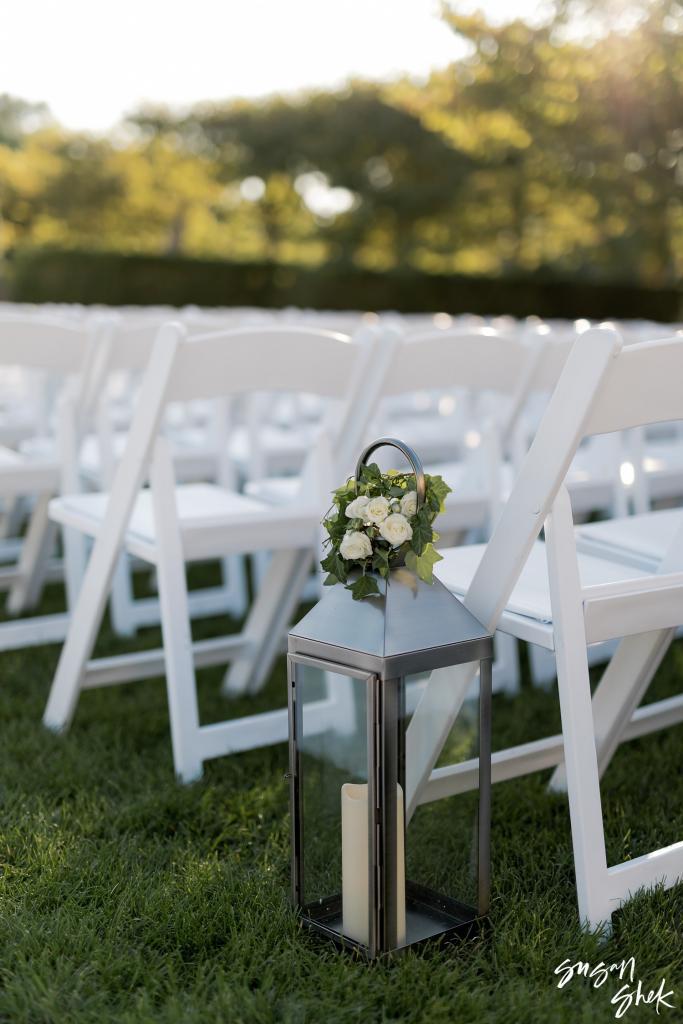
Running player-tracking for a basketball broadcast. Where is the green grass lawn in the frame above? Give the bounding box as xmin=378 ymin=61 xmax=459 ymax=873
xmin=0 ymin=573 xmax=682 ymax=1023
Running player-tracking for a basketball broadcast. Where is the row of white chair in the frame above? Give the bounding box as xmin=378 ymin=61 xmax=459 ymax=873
xmin=0 ymin=305 xmax=682 ymax=934
xmin=1 ymin=305 xmax=682 ymax=682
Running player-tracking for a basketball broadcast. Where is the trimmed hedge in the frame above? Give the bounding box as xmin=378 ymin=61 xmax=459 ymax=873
xmin=7 ymin=247 xmax=683 ymax=320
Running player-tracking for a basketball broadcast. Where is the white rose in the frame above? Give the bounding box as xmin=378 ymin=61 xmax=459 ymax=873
xmin=400 ymin=491 xmax=418 ymax=518
xmin=365 ymin=496 xmax=391 ymax=524
xmin=345 ymin=495 xmax=370 ymax=520
xmin=340 ymin=530 xmax=373 ymax=561
xmin=379 ymin=513 xmax=413 ymax=548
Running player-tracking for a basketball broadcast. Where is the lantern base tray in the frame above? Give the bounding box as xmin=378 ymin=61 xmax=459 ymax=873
xmin=301 ymin=881 xmax=483 ymax=956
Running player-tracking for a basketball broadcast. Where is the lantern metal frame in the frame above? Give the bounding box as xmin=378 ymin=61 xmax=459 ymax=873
xmin=287 ymin=437 xmax=493 ymax=957
xmin=287 ymin=582 xmax=493 ymax=958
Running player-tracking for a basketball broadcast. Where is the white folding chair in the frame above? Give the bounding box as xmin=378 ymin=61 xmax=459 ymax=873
xmin=378 ymin=326 xmax=543 ymax=538
xmin=405 ymin=327 xmax=683 ymax=929
xmin=376 ymin=326 xmax=551 ymax=696
xmin=508 ymin=328 xmax=637 ymax=688
xmin=81 ymin=318 xmax=252 ymax=635
xmin=576 ymin=508 xmax=683 ymax=572
xmin=0 ymin=313 xmax=97 ymax=646
xmin=508 ymin=329 xmax=629 ymax=521
xmin=43 ymin=322 xmax=396 ymax=782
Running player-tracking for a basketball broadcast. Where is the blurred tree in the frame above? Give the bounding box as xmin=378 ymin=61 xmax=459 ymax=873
xmin=411 ymin=0 xmax=683 ymax=283
xmin=1 ymin=0 xmax=681 ymax=287
xmin=131 ymin=86 xmax=476 ymax=268
xmin=0 ymin=94 xmax=51 ymax=148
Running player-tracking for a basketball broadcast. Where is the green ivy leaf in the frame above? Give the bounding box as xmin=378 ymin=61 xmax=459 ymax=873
xmin=321 ymin=549 xmax=347 ymax=584
xmin=405 ymin=543 xmax=443 ymax=584
xmin=334 ymin=479 xmax=356 ymax=497
xmin=359 ymin=462 xmax=382 ymax=486
xmin=346 ymin=574 xmax=382 ymax=601
xmin=323 ymin=516 xmax=347 ymax=541
xmin=323 ymin=573 xmax=338 ymax=586
xmin=425 ymin=473 xmax=452 ymax=513
xmin=372 ymin=545 xmax=390 ymax=579
xmin=410 ymin=507 xmax=433 ymax=555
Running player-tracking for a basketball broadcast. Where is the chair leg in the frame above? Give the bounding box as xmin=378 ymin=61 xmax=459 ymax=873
xmin=550 ymin=628 xmax=674 ymax=791
xmin=0 ymin=496 xmax=25 ymax=540
xmin=6 ymin=492 xmax=53 ymax=615
xmin=248 ymin=549 xmax=313 ymax=694
xmin=43 ymin=532 xmax=119 ymax=733
xmin=150 ymin=438 xmax=203 ymax=783
xmin=222 ymin=548 xmax=312 ymax=697
xmin=62 ymin=524 xmax=89 ymax=611
xmin=251 ymin=550 xmax=271 ymax=593
xmin=527 ymin=643 xmax=557 ymax=691
xmin=220 ymin=554 xmax=249 ymax=618
xmin=491 ymin=632 xmax=520 ymax=695
xmin=528 ymin=638 xmax=619 ymax=692
xmin=109 ymin=554 xmax=139 ymax=637
xmin=24 ymin=521 xmax=58 ymax=609
xmin=546 ymin=488 xmax=612 ymax=930
xmin=45 ymin=322 xmax=184 ymax=735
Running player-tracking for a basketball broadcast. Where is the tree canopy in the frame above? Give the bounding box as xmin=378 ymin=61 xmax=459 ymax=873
xmin=1 ymin=1 xmax=681 ymax=286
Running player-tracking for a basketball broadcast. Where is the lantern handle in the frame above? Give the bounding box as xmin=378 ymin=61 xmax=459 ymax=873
xmin=354 ymin=437 xmax=426 ymax=510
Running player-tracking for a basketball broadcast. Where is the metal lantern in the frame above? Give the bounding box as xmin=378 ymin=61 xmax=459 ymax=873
xmin=286 ymin=440 xmax=493 ymax=958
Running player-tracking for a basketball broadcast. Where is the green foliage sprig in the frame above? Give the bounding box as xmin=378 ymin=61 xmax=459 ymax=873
xmin=320 ymin=462 xmax=451 ymax=601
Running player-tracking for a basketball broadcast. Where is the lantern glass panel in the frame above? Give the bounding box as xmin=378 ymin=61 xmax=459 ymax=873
xmin=403 ymin=672 xmax=482 ymax=928
xmin=295 ymin=662 xmax=370 ymax=921
xmin=293 ymin=658 xmax=486 ymax=953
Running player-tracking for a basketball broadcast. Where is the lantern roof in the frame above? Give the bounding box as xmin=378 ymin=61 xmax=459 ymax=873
xmin=288 ymin=569 xmax=492 ymax=678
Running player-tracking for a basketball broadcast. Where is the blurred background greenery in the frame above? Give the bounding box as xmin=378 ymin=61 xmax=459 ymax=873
xmin=1 ymin=0 xmax=681 ymax=314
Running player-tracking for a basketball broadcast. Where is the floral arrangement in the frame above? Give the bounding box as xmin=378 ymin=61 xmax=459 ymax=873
xmin=320 ymin=462 xmax=451 ymax=600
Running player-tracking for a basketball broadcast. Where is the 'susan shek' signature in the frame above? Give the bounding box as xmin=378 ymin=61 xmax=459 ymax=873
xmin=554 ymin=956 xmax=675 ymax=1019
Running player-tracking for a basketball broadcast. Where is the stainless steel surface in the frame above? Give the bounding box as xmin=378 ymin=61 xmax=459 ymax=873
xmin=288 ymin=659 xmax=303 ymax=907
xmin=286 ymin=651 xmax=375 ymax=681
xmin=287 ymin=505 xmax=493 ymax=958
xmin=379 ymin=678 xmax=401 ymax=952
xmin=367 ymin=677 xmax=379 ymax=958
xmin=478 ymin=657 xmax=492 ymax=916
xmin=300 ymin=885 xmax=481 ymax=955
xmin=288 ymin=570 xmax=493 ymax=678
xmin=306 ymin=905 xmax=474 ymax=947
xmin=355 ymin=437 xmax=426 ymax=510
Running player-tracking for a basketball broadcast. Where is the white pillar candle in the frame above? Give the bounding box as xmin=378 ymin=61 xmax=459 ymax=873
xmin=341 ymin=782 xmax=406 ymax=947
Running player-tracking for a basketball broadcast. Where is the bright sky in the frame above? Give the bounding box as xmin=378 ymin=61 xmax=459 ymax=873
xmin=2 ymin=0 xmax=547 ymax=133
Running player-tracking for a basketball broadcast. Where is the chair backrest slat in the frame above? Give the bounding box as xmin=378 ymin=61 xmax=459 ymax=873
xmin=585 ymin=336 xmax=683 ymax=436
xmin=0 ymin=316 xmax=89 ymax=372
xmin=525 ymin=336 xmax=574 ymax=393
xmin=107 ymin=322 xmax=165 ymax=372
xmin=166 ymin=327 xmax=359 ymax=402
xmin=382 ymin=329 xmax=534 ymax=396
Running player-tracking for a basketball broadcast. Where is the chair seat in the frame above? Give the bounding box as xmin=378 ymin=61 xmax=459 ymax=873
xmin=0 ymin=408 xmax=40 ymax=446
xmin=0 ymin=445 xmax=24 ymax=468
xmin=0 ymin=442 xmax=59 ymax=494
xmin=435 ymin=540 xmax=651 ymax=647
xmin=576 ymin=509 xmax=683 ymax=571
xmin=50 ymin=483 xmax=320 ymax=562
xmin=640 ymin=441 xmax=683 ymax=500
